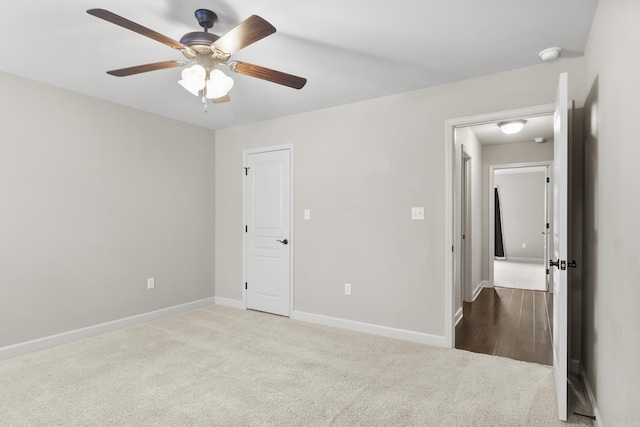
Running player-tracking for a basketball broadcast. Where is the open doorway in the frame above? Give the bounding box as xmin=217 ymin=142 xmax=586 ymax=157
xmin=492 ymin=164 xmax=551 ymax=292
xmin=448 ymin=106 xmax=555 ymax=365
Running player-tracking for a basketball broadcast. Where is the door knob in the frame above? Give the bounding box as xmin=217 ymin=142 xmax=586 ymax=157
xmin=550 ymin=259 xmax=560 ymax=268
xmin=277 ymin=239 xmax=288 ymax=245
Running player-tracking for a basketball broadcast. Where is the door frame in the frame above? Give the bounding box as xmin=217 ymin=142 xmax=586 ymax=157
xmin=488 ymin=161 xmax=552 ymax=290
xmin=242 ymin=144 xmax=295 ymax=316
xmin=444 ymin=103 xmax=555 ymax=348
xmin=458 ymin=148 xmax=471 ymax=322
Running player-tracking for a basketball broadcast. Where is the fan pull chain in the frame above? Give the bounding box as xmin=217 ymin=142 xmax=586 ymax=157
xmin=202 ymin=93 xmax=208 ymax=113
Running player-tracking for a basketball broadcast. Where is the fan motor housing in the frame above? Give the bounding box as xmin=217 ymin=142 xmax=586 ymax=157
xmin=180 ymin=9 xmax=222 ymax=57
xmin=180 ymin=32 xmax=220 ymax=51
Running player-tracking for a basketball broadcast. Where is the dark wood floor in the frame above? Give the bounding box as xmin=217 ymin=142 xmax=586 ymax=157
xmin=455 ymin=287 xmax=553 ymax=365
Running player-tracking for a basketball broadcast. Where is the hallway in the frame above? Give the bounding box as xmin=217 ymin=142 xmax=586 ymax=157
xmin=455 ymin=287 xmax=553 ymax=365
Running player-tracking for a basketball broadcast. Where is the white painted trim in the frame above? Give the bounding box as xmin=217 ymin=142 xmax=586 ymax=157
xmin=242 ymin=144 xmax=295 ymax=317
xmin=0 ymin=297 xmax=215 ymax=360
xmin=444 ymin=121 xmax=454 ymax=348
xmin=471 ymin=281 xmax=488 ymax=302
xmin=444 ymin=104 xmax=555 ymax=349
xmin=292 ymin=311 xmax=448 ymax=348
xmin=214 ymin=297 xmax=246 ymax=310
xmin=454 ymin=307 xmax=463 ymax=326
xmin=580 ymin=365 xmax=603 ymax=427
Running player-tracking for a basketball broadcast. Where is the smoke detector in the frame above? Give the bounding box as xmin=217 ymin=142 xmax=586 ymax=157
xmin=539 ymin=47 xmax=561 ymax=62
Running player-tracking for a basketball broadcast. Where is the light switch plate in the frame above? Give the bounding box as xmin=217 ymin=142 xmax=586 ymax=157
xmin=411 ymin=207 xmax=425 ymax=220
xmin=304 ymin=209 xmax=311 ymax=220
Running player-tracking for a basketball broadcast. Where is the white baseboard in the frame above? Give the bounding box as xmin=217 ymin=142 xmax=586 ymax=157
xmin=292 ymin=310 xmax=447 ymax=348
xmin=580 ymin=365 xmax=603 ymax=427
xmin=214 ymin=297 xmax=245 ymax=310
xmin=471 ymin=281 xmax=490 ymax=301
xmin=0 ymin=297 xmax=215 ymax=360
xmin=455 ymin=307 xmax=463 ymax=326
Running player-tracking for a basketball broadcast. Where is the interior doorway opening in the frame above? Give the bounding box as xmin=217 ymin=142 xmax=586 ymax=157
xmin=445 ymin=103 xmax=556 ymax=360
xmin=491 ymin=163 xmax=551 ymax=293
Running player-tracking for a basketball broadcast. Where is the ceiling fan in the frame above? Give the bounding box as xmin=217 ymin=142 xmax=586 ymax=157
xmin=87 ymin=8 xmax=307 ymax=107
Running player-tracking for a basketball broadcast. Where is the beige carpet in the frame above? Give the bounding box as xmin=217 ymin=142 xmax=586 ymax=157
xmin=0 ymin=305 xmax=593 ymax=426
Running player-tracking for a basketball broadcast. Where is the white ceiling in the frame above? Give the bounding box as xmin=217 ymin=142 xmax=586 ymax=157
xmin=468 ymin=114 xmax=554 ymax=146
xmin=0 ymin=1 xmax=598 ymax=130
xmin=494 ymin=166 xmax=547 ymax=175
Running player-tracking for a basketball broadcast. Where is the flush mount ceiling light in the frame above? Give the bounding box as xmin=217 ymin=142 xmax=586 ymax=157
xmin=534 ymin=137 xmax=546 ymax=143
xmin=498 ymin=120 xmax=527 ymax=135
xmin=539 ymin=47 xmax=562 ymax=62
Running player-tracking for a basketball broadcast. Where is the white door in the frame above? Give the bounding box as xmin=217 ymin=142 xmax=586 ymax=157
xmin=245 ymin=148 xmax=291 ymax=317
xmin=551 ymin=72 xmax=569 ymax=421
xmin=544 ymin=166 xmax=551 ymax=291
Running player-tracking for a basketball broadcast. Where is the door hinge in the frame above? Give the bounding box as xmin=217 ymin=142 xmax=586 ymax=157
xmin=546 ymin=268 xmax=550 ymax=275
xmin=245 ymin=225 xmax=248 ymax=233
xmin=452 ymin=245 xmax=454 ymax=252
xmin=245 ymin=282 xmax=248 ymax=290
xmin=546 ymin=222 xmax=550 ymax=229
xmin=244 ymin=167 xmax=250 ymax=176
xmin=546 ymin=177 xmax=550 ymax=183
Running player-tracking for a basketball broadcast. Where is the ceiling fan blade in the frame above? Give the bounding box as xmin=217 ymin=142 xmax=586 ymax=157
xmin=107 ymin=60 xmax=187 ymax=77
xmin=213 ymin=15 xmax=276 ymax=55
xmin=230 ymin=61 xmax=307 ymax=89
xmin=87 ymin=9 xmax=186 ymax=50
xmin=212 ymin=95 xmax=230 ymax=104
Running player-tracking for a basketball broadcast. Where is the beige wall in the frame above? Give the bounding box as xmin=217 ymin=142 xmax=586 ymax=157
xmin=495 ymin=171 xmax=547 ymax=259
xmin=0 ymin=72 xmax=216 ymax=347
xmin=582 ymin=0 xmax=640 ymax=424
xmin=215 ymin=57 xmax=584 ymax=338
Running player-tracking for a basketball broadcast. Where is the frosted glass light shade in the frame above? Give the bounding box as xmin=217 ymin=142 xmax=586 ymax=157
xmin=205 ymin=69 xmax=234 ymax=99
xmin=178 ymin=65 xmax=206 ymax=96
xmin=498 ymin=120 xmax=526 ymax=135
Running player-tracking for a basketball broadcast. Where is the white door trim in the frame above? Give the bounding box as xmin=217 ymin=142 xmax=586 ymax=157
xmin=242 ymin=144 xmax=294 ymax=316
xmin=488 ymin=161 xmax=552 ymax=289
xmin=444 ymin=103 xmax=555 ymax=348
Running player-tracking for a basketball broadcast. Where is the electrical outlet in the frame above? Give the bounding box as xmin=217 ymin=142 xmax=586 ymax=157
xmin=411 ymin=207 xmax=425 ymax=220
xmin=344 ymin=283 xmax=352 ymax=296
xmin=522 ymin=243 xmax=527 ymax=249
xmin=147 ymin=278 xmax=155 ymax=289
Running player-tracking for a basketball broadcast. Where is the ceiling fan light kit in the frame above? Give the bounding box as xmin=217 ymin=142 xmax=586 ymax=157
xmin=87 ymin=8 xmax=307 ymax=111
